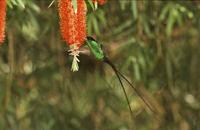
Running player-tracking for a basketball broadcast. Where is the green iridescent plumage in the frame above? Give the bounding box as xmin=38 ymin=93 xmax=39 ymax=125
xmin=85 ymin=36 xmax=104 ymax=61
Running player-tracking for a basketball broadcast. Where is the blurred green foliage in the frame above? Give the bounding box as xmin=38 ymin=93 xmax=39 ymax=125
xmin=0 ymin=0 xmax=200 ymax=130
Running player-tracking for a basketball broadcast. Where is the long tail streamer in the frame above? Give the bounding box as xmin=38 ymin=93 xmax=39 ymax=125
xmin=104 ymin=57 xmax=156 ymax=116
xmin=104 ymin=57 xmax=134 ymax=119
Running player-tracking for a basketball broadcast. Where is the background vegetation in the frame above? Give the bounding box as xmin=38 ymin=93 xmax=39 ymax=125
xmin=0 ymin=0 xmax=200 ymax=130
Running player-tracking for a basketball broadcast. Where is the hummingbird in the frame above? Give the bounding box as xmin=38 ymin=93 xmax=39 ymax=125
xmin=84 ymin=36 xmax=156 ymax=118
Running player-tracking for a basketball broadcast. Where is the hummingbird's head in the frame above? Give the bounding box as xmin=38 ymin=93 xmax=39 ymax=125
xmin=85 ymin=36 xmax=104 ymax=61
xmin=86 ymin=36 xmax=96 ymax=42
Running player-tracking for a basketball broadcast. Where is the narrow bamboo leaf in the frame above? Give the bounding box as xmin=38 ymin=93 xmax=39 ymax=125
xmin=92 ymin=17 xmax=100 ymax=35
xmin=131 ymin=0 xmax=138 ymax=20
xmin=17 ymin=0 xmax=25 ymax=9
xmin=159 ymin=4 xmax=170 ymax=21
xmin=166 ymin=9 xmax=176 ymax=36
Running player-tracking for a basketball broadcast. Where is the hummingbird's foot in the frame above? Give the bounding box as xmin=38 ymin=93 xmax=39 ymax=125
xmin=68 ymin=44 xmax=80 ymax=72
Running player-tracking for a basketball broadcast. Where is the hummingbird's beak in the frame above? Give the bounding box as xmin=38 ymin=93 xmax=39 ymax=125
xmin=79 ymin=47 xmax=91 ymax=56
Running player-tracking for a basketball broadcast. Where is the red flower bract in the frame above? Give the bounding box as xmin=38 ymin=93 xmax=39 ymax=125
xmin=92 ymin=0 xmax=107 ymax=5
xmin=98 ymin=0 xmax=107 ymax=5
xmin=0 ymin=0 xmax=6 ymax=44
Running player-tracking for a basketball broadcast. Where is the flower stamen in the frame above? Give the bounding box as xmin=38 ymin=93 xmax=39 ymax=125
xmin=68 ymin=44 xmax=80 ymax=72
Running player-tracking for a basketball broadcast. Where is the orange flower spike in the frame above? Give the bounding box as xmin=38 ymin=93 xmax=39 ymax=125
xmin=0 ymin=0 xmax=6 ymax=44
xmin=58 ymin=0 xmax=76 ymax=45
xmin=58 ymin=0 xmax=87 ymax=71
xmin=76 ymin=0 xmax=87 ymax=47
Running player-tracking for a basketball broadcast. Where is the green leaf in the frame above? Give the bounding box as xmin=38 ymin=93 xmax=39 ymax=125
xmin=92 ymin=17 xmax=100 ymax=35
xmin=87 ymin=0 xmax=95 ymax=11
xmin=16 ymin=0 xmax=25 ymax=9
xmin=131 ymin=0 xmax=138 ymax=20
xmin=166 ymin=9 xmax=176 ymax=36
